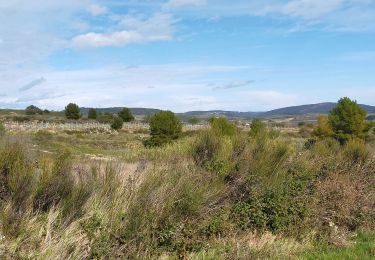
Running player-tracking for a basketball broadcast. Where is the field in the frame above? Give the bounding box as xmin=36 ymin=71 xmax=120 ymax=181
xmin=0 ymin=116 xmax=374 ymax=259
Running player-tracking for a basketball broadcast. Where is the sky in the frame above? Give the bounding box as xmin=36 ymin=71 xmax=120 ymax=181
xmin=0 ymin=0 xmax=375 ymax=112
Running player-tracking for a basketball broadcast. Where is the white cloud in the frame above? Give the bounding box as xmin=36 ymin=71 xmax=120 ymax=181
xmin=164 ymin=0 xmax=207 ymax=9
xmin=278 ymin=0 xmax=344 ymax=19
xmin=0 ymin=0 xmax=88 ymax=69
xmin=73 ymin=31 xmax=143 ymax=47
xmin=72 ymin=13 xmax=175 ymax=47
xmin=0 ymin=64 xmax=254 ymax=111
xmin=87 ymin=4 xmax=108 ymax=16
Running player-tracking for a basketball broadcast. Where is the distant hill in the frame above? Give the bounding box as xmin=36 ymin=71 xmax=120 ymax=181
xmin=79 ymin=102 xmax=375 ymax=120
xmin=80 ymin=107 xmax=161 ymax=117
xmin=262 ymin=102 xmax=375 ymax=117
xmin=179 ymin=103 xmax=375 ymax=119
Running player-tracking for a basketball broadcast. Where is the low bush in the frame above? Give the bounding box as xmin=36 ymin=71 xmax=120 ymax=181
xmin=249 ymin=118 xmax=266 ymax=138
xmin=110 ymin=117 xmax=123 ymax=130
xmin=209 ymin=117 xmax=237 ymax=136
xmin=145 ymin=111 xmax=182 ymax=147
xmin=342 ymin=139 xmax=369 ymax=164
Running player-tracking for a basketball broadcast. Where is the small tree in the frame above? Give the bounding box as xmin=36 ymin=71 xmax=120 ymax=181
xmin=65 ymin=103 xmax=81 ymax=120
xmin=145 ymin=111 xmax=182 ymax=147
xmin=329 ymin=97 xmax=368 ymax=142
xmin=88 ymin=108 xmax=98 ymax=119
xmin=118 ymin=108 xmax=134 ymax=122
xmin=25 ymin=105 xmax=43 ymax=115
xmin=111 ymin=117 xmax=123 ymax=130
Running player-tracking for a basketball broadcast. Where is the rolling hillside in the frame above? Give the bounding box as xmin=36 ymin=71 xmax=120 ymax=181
xmin=80 ymin=102 xmax=375 ymax=119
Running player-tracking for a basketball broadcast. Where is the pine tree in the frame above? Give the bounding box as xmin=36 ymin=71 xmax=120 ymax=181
xmin=65 ymin=103 xmax=81 ymax=120
xmin=118 ymin=108 xmax=134 ymax=122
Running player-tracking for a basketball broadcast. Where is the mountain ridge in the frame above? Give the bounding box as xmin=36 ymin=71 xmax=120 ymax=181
xmin=81 ymin=102 xmax=375 ymax=119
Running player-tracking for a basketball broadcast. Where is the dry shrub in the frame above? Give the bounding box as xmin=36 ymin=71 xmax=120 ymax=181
xmin=33 ymin=151 xmax=75 ymax=212
xmin=316 ymin=164 xmax=375 ymax=242
xmin=193 ymin=131 xmax=221 ymax=167
xmin=342 ymin=139 xmax=370 ymax=164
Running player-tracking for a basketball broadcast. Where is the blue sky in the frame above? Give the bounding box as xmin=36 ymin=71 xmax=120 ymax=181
xmin=0 ymin=0 xmax=375 ymax=112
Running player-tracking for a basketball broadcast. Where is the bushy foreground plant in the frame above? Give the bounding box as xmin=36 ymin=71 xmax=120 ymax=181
xmin=209 ymin=117 xmax=237 ymax=136
xmin=0 ymin=142 xmax=93 ymax=241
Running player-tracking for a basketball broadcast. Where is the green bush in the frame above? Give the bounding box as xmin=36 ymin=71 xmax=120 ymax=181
xmin=145 ymin=110 xmax=182 ymax=147
xmin=88 ymin=108 xmax=97 ymax=119
xmin=118 ymin=107 xmax=134 ymax=122
xmin=209 ymin=117 xmax=236 ymax=136
xmin=110 ymin=117 xmax=123 ymax=130
xmin=193 ymin=131 xmax=221 ymax=166
xmin=312 ymin=115 xmax=334 ymax=138
xmin=249 ymin=118 xmax=266 ymax=138
xmin=65 ymin=103 xmax=81 ymax=120
xmin=25 ymin=105 xmax=43 ymax=115
xmin=342 ymin=139 xmax=369 ymax=164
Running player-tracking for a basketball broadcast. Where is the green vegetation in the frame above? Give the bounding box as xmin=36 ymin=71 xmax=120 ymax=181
xmin=249 ymin=118 xmax=266 ymax=137
xmin=0 ymin=122 xmax=5 ymax=136
xmin=301 ymin=230 xmax=375 ymax=259
xmin=0 ymin=98 xmax=374 ymax=259
xmin=329 ymin=97 xmax=369 ymax=143
xmin=65 ymin=103 xmax=81 ymax=120
xmin=110 ymin=116 xmax=124 ymax=130
xmin=145 ymin=110 xmax=182 ymax=147
xmin=25 ymin=105 xmax=43 ymax=115
xmin=312 ymin=97 xmax=372 ymax=144
xmin=209 ymin=117 xmax=236 ymax=136
xmin=88 ymin=108 xmax=97 ymax=119
xmin=312 ymin=115 xmax=334 ymax=138
xmin=97 ymin=112 xmax=114 ymax=124
xmin=118 ymin=107 xmax=134 ymax=122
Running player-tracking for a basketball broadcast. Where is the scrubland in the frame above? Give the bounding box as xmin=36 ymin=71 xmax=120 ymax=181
xmin=0 ymin=124 xmax=374 ymax=259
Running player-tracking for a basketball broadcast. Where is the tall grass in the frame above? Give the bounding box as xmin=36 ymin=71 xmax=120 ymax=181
xmin=0 ymin=123 xmax=374 ymax=258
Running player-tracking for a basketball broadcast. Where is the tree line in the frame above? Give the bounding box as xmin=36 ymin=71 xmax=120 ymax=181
xmin=22 ymin=97 xmax=373 ymax=147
